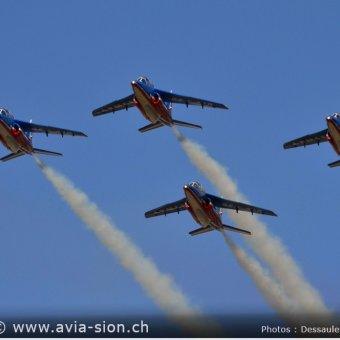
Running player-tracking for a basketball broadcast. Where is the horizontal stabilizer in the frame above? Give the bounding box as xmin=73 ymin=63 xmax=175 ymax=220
xmin=172 ymin=119 xmax=202 ymax=130
xmin=0 ymin=151 xmax=25 ymax=162
xmin=189 ymin=226 xmax=215 ymax=236
xmin=33 ymin=148 xmax=62 ymax=157
xmin=328 ymin=159 xmax=340 ymax=168
xmin=221 ymin=224 xmax=251 ymax=235
xmin=138 ymin=122 xmax=164 ymax=133
xmin=189 ymin=223 xmax=251 ymax=236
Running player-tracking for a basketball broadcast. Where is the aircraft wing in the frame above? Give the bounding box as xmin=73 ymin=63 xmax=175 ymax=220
xmin=156 ymin=89 xmax=228 ymax=109
xmin=145 ymin=198 xmax=187 ymax=218
xmin=92 ymin=94 xmax=135 ymax=116
xmin=283 ymin=129 xmax=328 ymax=149
xmin=206 ymin=194 xmax=277 ymax=216
xmin=15 ymin=120 xmax=87 ymax=137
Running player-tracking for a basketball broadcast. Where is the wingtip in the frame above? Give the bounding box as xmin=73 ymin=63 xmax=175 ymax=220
xmin=74 ymin=132 xmax=87 ymax=137
xmin=92 ymin=109 xmax=103 ymax=117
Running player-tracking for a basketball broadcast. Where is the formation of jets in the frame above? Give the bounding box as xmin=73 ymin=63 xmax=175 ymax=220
xmin=2 ymin=75 xmax=337 ymax=237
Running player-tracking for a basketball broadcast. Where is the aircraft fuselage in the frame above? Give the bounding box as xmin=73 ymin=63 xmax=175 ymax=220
xmin=326 ymin=115 xmax=340 ymax=155
xmin=131 ymin=81 xmax=173 ymax=126
xmin=0 ymin=118 xmax=32 ymax=154
xmin=183 ymin=184 xmax=222 ymax=229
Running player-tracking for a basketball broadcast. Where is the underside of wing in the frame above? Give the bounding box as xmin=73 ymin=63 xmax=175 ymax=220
xmin=207 ymin=194 xmax=277 ymax=216
xmin=283 ymin=129 xmax=328 ymax=149
xmin=156 ymin=89 xmax=228 ymax=110
xmin=15 ymin=120 xmax=87 ymax=137
xmin=92 ymin=94 xmax=135 ymax=116
xmin=145 ymin=198 xmax=187 ymax=218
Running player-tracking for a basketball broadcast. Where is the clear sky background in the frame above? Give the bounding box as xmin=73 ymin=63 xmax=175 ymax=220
xmin=0 ymin=0 xmax=339 ymax=321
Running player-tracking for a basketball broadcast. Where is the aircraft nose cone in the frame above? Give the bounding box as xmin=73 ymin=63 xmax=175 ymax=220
xmin=183 ymin=185 xmax=195 ymax=196
xmin=131 ymin=80 xmax=142 ymax=91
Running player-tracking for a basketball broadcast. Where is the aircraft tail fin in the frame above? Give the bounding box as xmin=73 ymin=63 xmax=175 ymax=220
xmin=172 ymin=119 xmax=202 ymax=130
xmin=328 ymin=159 xmax=340 ymax=168
xmin=33 ymin=148 xmax=62 ymax=157
xmin=0 ymin=151 xmax=25 ymax=162
xmin=138 ymin=122 xmax=164 ymax=133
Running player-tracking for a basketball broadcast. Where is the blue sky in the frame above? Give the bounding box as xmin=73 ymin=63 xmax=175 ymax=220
xmin=0 ymin=0 xmax=339 ymax=321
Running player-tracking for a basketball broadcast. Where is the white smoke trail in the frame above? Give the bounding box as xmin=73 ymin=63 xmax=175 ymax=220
xmin=173 ymin=128 xmax=331 ymax=317
xmin=34 ymin=156 xmax=221 ymax=336
xmin=220 ymin=231 xmax=299 ymax=323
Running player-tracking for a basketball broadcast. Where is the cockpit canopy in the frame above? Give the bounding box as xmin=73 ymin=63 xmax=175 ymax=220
xmin=189 ymin=181 xmax=205 ymax=194
xmin=137 ymin=76 xmax=154 ymax=88
xmin=0 ymin=108 xmax=14 ymax=119
xmin=333 ymin=113 xmax=340 ymax=119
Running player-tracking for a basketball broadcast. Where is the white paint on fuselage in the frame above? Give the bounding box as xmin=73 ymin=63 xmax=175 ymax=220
xmin=327 ymin=118 xmax=340 ymax=154
xmin=185 ymin=189 xmax=211 ymax=227
xmin=133 ymin=85 xmax=161 ymax=123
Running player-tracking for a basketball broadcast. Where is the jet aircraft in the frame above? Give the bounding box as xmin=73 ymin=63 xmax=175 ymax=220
xmin=145 ymin=181 xmax=277 ymax=236
xmin=283 ymin=113 xmax=340 ymax=168
xmin=0 ymin=108 xmax=86 ymax=161
xmin=92 ymin=76 xmax=228 ymax=132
